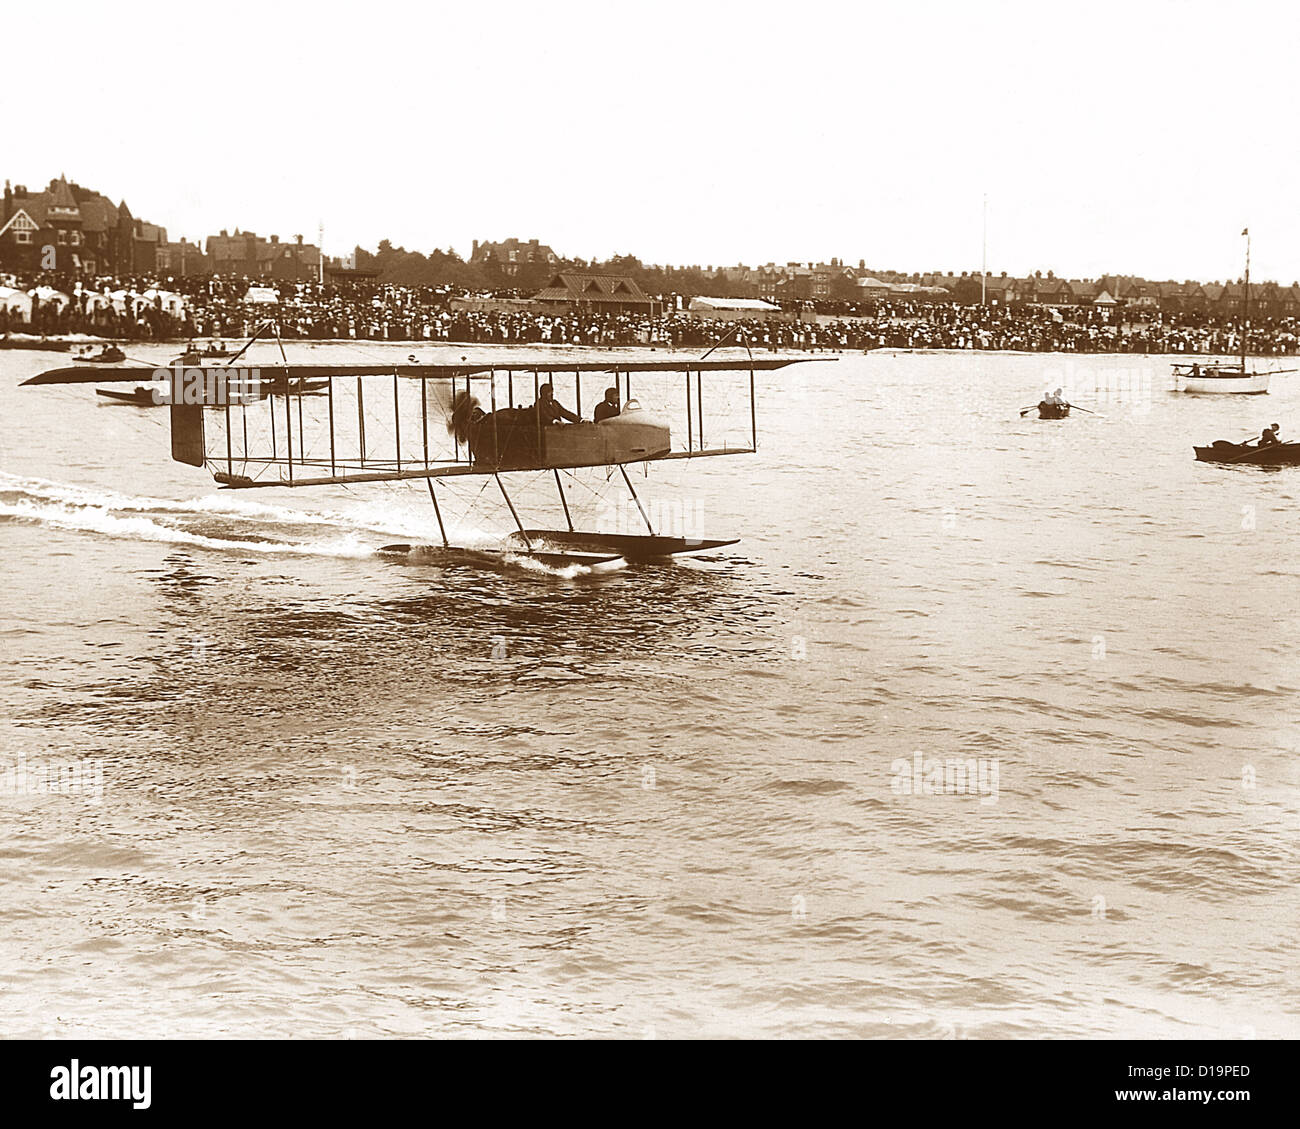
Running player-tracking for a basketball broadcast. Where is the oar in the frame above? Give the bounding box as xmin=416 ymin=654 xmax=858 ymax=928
xmin=1223 ymin=443 xmax=1269 ymax=464
xmin=1063 ymin=402 xmax=1100 ymax=416
xmin=1018 ymin=404 xmax=1041 ymax=416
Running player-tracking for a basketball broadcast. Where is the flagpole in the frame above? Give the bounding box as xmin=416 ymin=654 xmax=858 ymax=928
xmin=1242 ymin=227 xmax=1250 ymax=370
xmin=981 ymin=194 xmax=988 ymax=305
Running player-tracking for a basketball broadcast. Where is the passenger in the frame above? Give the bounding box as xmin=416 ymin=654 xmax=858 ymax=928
xmin=534 ymin=382 xmax=581 ymax=424
xmin=593 ymin=386 xmax=621 ymax=422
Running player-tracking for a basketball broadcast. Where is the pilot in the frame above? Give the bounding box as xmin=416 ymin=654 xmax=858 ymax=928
xmin=593 ymin=386 xmax=621 ymax=422
xmin=535 ymin=383 xmax=581 ymax=425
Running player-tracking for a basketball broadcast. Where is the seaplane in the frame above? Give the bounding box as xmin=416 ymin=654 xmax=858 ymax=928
xmin=22 ymin=324 xmax=830 ymax=570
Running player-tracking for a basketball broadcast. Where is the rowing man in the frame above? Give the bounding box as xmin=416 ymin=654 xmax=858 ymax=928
xmin=1258 ymin=423 xmax=1282 ymax=447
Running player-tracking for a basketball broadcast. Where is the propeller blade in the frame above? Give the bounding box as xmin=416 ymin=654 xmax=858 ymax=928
xmin=446 ymin=389 xmax=481 ymax=444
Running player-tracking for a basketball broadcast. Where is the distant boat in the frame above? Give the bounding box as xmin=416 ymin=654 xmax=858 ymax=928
xmin=1173 ymin=230 xmax=1277 ymax=394
xmin=96 ymin=384 xmax=159 ymax=406
xmin=200 ymin=342 xmax=232 ymax=359
xmin=74 ymin=345 xmax=126 ymax=363
xmin=0 ymin=335 xmax=71 ymax=352
xmin=1038 ymin=401 xmax=1070 ymax=419
xmin=257 ymin=377 xmax=329 ymax=396
xmin=1172 ymin=360 xmax=1269 ymax=395
xmin=1194 ymin=439 xmax=1300 ymax=465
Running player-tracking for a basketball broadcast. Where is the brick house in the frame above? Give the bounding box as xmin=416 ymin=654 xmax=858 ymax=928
xmin=0 ymin=176 xmax=164 ymax=275
xmin=206 ymin=230 xmax=321 ymax=280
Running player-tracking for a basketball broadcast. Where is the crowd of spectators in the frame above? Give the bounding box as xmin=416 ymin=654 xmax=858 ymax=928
xmin=3 ymin=271 xmax=1298 ymax=357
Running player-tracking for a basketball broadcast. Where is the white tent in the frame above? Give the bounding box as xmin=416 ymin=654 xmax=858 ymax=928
xmin=244 ymin=286 xmax=279 ymax=305
xmin=28 ymin=286 xmax=71 ymax=310
xmin=0 ymin=285 xmax=33 ymax=320
xmin=688 ymin=295 xmax=783 ymax=321
xmin=107 ymin=288 xmax=143 ymax=313
xmin=142 ymin=287 xmax=186 ymax=315
xmin=689 ymin=296 xmax=782 ymax=312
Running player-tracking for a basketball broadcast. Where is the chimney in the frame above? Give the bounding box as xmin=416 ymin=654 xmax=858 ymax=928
xmin=271 ymin=234 xmax=279 ymax=244
xmin=296 ymin=234 xmax=303 ymax=245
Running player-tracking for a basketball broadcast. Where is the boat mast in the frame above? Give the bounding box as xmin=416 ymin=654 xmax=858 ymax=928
xmin=1241 ymin=226 xmax=1250 ymax=369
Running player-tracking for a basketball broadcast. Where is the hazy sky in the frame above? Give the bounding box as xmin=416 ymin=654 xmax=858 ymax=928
xmin=7 ymin=0 xmax=1298 ymax=280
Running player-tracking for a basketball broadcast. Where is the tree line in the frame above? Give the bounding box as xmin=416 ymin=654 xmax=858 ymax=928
xmin=352 ymin=241 xmax=757 ymax=298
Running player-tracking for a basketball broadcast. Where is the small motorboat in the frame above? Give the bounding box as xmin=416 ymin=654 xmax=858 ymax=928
xmin=1037 ymin=401 xmax=1070 ymax=419
xmin=1193 ymin=439 xmax=1300 ymax=466
xmin=96 ymin=384 xmax=160 ymax=406
xmin=74 ymin=345 xmax=126 ymax=363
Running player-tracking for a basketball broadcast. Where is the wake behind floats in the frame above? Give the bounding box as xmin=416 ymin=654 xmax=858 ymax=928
xmin=24 ymin=341 xmax=830 ymax=568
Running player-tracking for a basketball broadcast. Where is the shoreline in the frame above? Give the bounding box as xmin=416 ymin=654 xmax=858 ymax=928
xmin=0 ymin=333 xmax=1283 ymax=363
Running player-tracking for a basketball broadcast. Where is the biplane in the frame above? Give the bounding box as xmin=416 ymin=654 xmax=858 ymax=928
xmin=23 ymin=338 xmax=829 ymax=569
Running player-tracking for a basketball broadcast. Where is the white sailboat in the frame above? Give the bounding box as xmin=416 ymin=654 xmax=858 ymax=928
xmin=1173 ymin=228 xmax=1270 ymax=394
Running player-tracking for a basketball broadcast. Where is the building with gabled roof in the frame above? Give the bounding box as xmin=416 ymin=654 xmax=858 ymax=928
xmin=1068 ymin=279 xmax=1100 ymax=304
xmin=206 ymin=229 xmax=320 ymax=280
xmin=532 ymin=271 xmax=655 ymax=313
xmin=471 ymin=237 xmax=559 ymax=278
xmin=0 ymin=176 xmax=166 ymax=275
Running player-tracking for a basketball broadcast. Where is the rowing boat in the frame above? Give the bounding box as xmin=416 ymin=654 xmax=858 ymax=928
xmin=1038 ymin=402 xmax=1070 ymax=419
xmin=1193 ymin=440 xmax=1300 ymax=466
xmin=75 ymin=346 xmax=126 ymax=363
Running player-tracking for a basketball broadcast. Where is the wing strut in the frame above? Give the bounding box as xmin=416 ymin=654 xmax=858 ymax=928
xmin=620 ymin=464 xmax=656 ymax=536
xmin=495 ymin=473 xmax=532 ymax=551
xmin=426 ymin=478 xmax=449 ymax=548
xmin=554 ymin=469 xmax=574 ymax=532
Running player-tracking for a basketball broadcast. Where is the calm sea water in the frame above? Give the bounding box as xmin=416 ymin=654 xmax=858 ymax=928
xmin=1 ymin=342 xmax=1297 ymax=1039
